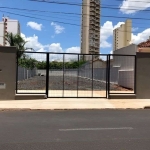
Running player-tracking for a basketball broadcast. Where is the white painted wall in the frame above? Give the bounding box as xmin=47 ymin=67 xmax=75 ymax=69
xmin=7 ymin=20 xmax=20 ymax=35
xmin=112 ymin=44 xmax=137 ymax=89
xmin=0 ymin=18 xmax=20 ymax=46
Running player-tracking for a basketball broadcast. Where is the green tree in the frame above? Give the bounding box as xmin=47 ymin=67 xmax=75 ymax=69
xmin=6 ymin=32 xmax=33 ymax=58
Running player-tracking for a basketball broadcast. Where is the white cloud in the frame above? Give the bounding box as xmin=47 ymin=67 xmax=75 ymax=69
xmin=100 ymin=21 xmax=113 ymax=48
xmin=51 ymin=22 xmax=65 ymax=34
xmin=65 ymin=47 xmax=80 ymax=53
xmin=65 ymin=47 xmax=80 ymax=61
xmin=114 ymin=22 xmax=124 ymax=29
xmin=27 ymin=22 xmax=43 ymax=31
xmin=21 ymin=33 xmax=48 ymax=51
xmin=120 ymin=0 xmax=150 ymax=14
xmin=131 ymin=28 xmax=150 ymax=44
xmin=21 ymin=33 xmax=80 ymax=62
xmin=100 ymin=21 xmax=149 ymax=48
xmin=100 ymin=21 xmax=125 ymax=48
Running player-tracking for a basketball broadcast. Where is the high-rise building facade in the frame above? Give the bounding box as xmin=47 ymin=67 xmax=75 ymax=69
xmin=0 ymin=17 xmax=20 ymax=46
xmin=113 ymin=19 xmax=132 ymax=51
xmin=81 ymin=0 xmax=100 ymax=55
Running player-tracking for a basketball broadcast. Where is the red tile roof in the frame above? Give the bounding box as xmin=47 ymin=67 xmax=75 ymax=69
xmin=138 ymin=40 xmax=150 ymax=48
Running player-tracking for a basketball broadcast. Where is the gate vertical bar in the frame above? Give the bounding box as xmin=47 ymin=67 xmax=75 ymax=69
xmin=108 ymin=54 xmax=111 ymax=99
xmin=46 ymin=53 xmax=49 ymax=97
xmin=92 ymin=55 xmax=93 ymax=97
xmin=63 ymin=54 xmax=65 ymax=97
xmin=16 ymin=52 xmax=18 ymax=94
xmin=134 ymin=55 xmax=137 ymax=94
xmin=77 ymin=54 xmax=79 ymax=97
xmin=106 ymin=55 xmax=108 ymax=98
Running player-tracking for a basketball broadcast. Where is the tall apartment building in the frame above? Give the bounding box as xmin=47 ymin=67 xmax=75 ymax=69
xmin=81 ymin=0 xmax=100 ymax=55
xmin=113 ymin=19 xmax=132 ymax=51
xmin=0 ymin=17 xmax=20 ymax=46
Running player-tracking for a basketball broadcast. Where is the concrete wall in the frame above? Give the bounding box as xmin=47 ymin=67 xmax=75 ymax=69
xmin=18 ymin=67 xmax=36 ymax=81
xmin=37 ymin=67 xmax=119 ymax=84
xmin=113 ymin=44 xmax=137 ymax=70
xmin=112 ymin=44 xmax=136 ymax=89
xmin=136 ymin=53 xmax=150 ymax=99
xmin=118 ymin=70 xmax=134 ymax=89
xmin=114 ymin=44 xmax=137 ymax=55
xmin=0 ymin=47 xmax=16 ymax=100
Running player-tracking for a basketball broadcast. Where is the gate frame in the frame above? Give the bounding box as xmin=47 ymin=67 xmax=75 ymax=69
xmin=16 ymin=51 xmax=136 ymax=98
xmin=47 ymin=53 xmax=108 ymax=98
xmin=107 ymin=54 xmax=136 ymax=98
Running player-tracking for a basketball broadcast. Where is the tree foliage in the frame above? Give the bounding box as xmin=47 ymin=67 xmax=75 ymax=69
xmin=6 ymin=32 xmax=33 ymax=58
xmin=18 ymin=57 xmax=86 ymax=70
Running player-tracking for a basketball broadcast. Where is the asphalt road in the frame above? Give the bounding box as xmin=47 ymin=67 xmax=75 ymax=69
xmin=0 ymin=110 xmax=150 ymax=150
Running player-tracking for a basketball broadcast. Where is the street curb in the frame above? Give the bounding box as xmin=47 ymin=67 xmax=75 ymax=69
xmin=144 ymin=106 xmax=150 ymax=109
xmin=0 ymin=108 xmax=144 ymax=111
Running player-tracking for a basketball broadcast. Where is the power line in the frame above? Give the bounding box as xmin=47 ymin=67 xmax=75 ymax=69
xmin=30 ymin=0 xmax=150 ymax=10
xmin=3 ymin=9 xmax=149 ymax=30
xmin=3 ymin=4 xmax=150 ymax=14
xmin=2 ymin=6 xmax=150 ymax=24
xmin=0 ymin=10 xmax=81 ymax=26
xmin=1 ymin=9 xmax=149 ymax=35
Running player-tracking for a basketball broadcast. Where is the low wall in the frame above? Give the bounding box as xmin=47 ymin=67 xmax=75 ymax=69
xmin=37 ymin=67 xmax=120 ymax=84
xmin=18 ymin=67 xmax=36 ymax=81
xmin=118 ymin=70 xmax=134 ymax=89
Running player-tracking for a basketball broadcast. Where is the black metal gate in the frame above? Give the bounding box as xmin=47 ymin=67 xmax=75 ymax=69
xmin=16 ymin=52 xmax=136 ymax=98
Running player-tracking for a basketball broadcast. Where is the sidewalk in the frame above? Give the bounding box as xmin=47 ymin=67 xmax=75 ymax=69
xmin=0 ymin=98 xmax=150 ymax=110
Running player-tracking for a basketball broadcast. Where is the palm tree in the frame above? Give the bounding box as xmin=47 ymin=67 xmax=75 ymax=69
xmin=6 ymin=32 xmax=33 ymax=58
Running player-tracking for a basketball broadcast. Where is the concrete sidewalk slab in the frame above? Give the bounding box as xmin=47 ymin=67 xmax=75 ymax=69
xmin=0 ymin=98 xmax=150 ymax=110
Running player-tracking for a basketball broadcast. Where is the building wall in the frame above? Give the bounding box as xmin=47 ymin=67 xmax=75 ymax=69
xmin=113 ymin=44 xmax=137 ymax=70
xmin=113 ymin=19 xmax=132 ymax=51
xmin=81 ymin=0 xmax=90 ymax=54
xmin=7 ymin=20 xmax=20 ymax=35
xmin=0 ymin=17 xmax=20 ymax=46
xmin=0 ymin=22 xmax=4 ymax=45
xmin=136 ymin=53 xmax=150 ymax=99
xmin=81 ymin=0 xmax=100 ymax=55
xmin=138 ymin=47 xmax=150 ymax=52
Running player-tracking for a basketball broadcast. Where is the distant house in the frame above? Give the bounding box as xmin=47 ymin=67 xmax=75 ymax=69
xmin=138 ymin=37 xmax=150 ymax=52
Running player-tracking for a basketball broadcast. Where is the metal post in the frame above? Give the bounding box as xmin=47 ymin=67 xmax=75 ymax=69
xmin=63 ymin=54 xmax=65 ymax=97
xmin=108 ymin=54 xmax=111 ymax=99
xmin=106 ymin=55 xmax=108 ymax=98
xmin=16 ymin=52 xmax=18 ymax=94
xmin=92 ymin=55 xmax=93 ymax=97
xmin=46 ymin=53 xmax=49 ymax=97
xmin=77 ymin=54 xmax=79 ymax=97
xmin=134 ymin=55 xmax=137 ymax=94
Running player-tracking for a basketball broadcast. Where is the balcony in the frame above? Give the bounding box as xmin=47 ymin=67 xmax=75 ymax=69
xmin=94 ymin=36 xmax=99 ymax=40
xmin=96 ymin=6 xmax=100 ymax=10
xmin=90 ymin=8 xmax=95 ymax=12
xmin=90 ymin=12 xmax=95 ymax=16
xmin=95 ymin=22 xmax=99 ymax=26
xmin=90 ymin=3 xmax=95 ymax=7
xmin=90 ymin=21 xmax=95 ymax=25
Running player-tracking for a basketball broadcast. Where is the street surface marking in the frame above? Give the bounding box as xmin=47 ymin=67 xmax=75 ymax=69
xmin=59 ymin=127 xmax=133 ymax=131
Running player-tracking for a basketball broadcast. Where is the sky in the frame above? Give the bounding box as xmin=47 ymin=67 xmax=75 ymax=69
xmin=1 ymin=0 xmax=150 ymax=58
